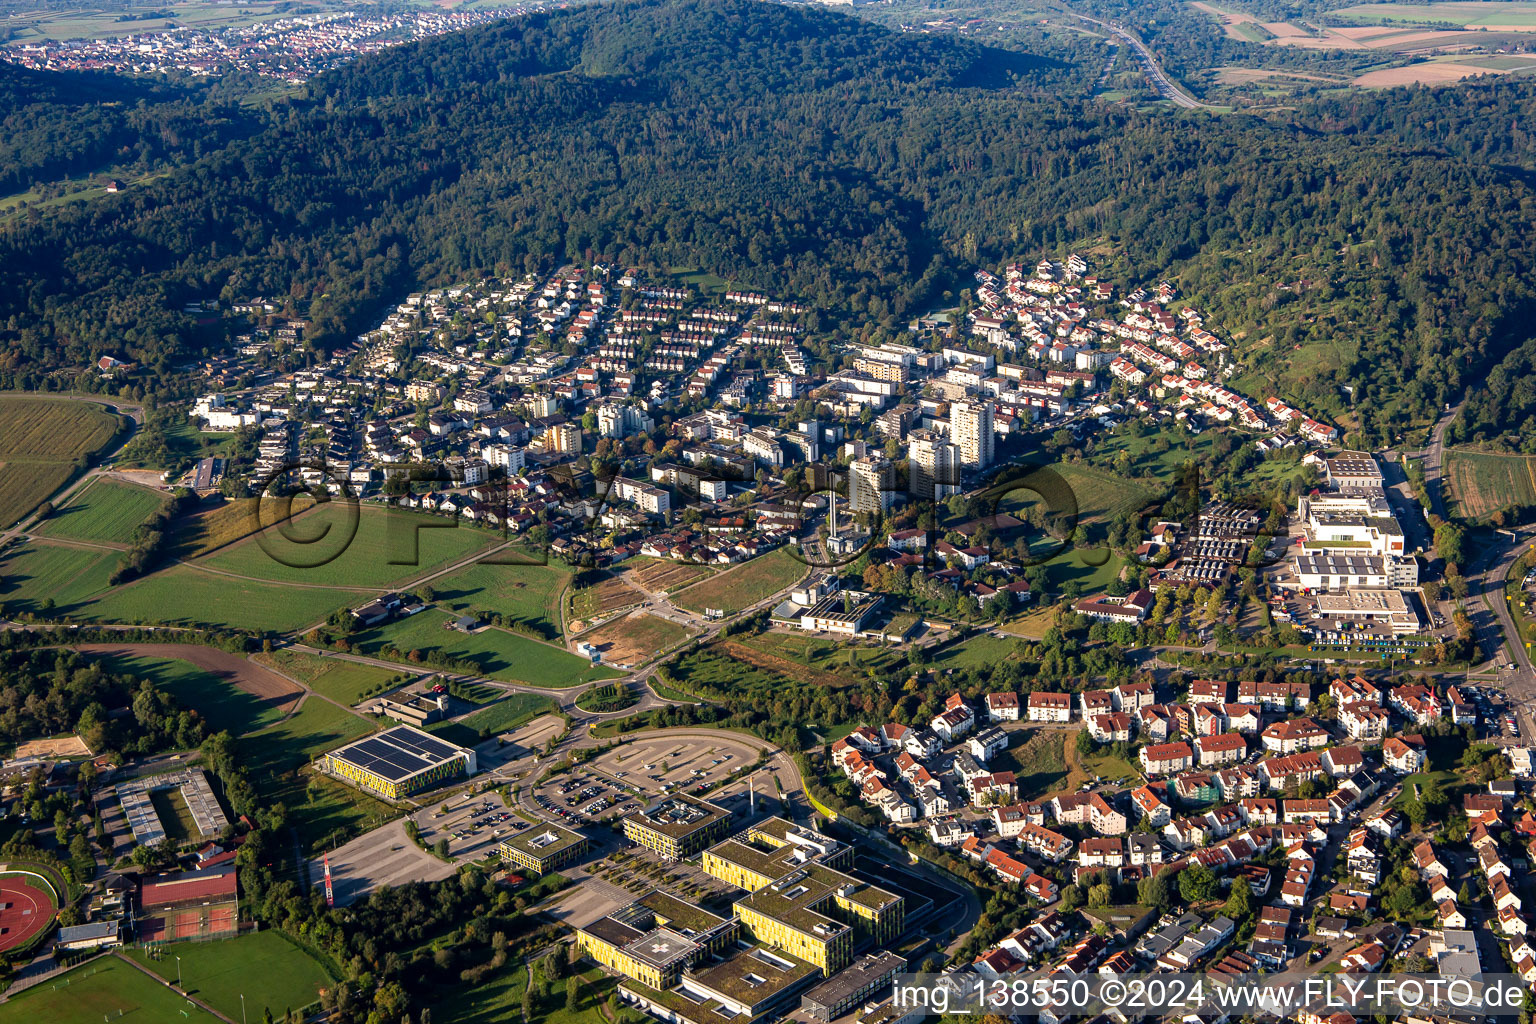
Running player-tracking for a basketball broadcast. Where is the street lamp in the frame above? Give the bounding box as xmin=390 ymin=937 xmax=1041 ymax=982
xmin=176 ymin=956 xmax=182 ymax=989
xmin=241 ymin=994 xmax=247 ymax=1024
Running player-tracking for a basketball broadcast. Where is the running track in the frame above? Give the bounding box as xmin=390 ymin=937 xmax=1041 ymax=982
xmin=0 ymin=876 xmax=55 ymax=952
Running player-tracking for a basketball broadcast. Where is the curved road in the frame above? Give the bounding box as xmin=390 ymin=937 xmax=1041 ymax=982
xmin=1073 ymin=14 xmax=1214 ymax=110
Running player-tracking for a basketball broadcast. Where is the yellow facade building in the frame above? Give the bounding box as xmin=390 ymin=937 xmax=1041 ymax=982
xmin=701 ymin=817 xmax=904 ymax=976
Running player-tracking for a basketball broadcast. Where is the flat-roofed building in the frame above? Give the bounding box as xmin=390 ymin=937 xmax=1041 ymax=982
xmin=623 ymin=795 xmax=732 ymax=861
xmin=322 ymin=725 xmax=477 ymax=799
xmin=498 ymin=824 xmax=590 ymax=875
xmin=1313 ymin=587 xmax=1423 ymax=634
xmin=800 ymin=951 xmax=908 ymax=1021
xmin=702 ymin=817 xmax=904 ymax=976
xmin=578 ymin=890 xmax=737 ymax=989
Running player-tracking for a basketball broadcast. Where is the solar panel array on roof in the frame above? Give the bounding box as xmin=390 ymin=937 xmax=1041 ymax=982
xmin=334 ymin=727 xmax=463 ymax=782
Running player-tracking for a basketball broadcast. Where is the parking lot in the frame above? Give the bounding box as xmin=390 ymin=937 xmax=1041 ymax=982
xmin=309 ymin=818 xmax=458 ymax=906
xmin=414 ymin=793 xmax=529 ymax=861
xmin=529 ymin=732 xmax=783 ymax=827
xmin=474 ymin=714 xmax=567 ymax=772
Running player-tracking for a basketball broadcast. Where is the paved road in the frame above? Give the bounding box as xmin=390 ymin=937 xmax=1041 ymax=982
xmin=1073 ymin=15 xmax=1213 ymax=110
xmin=1405 ymin=400 xmax=1464 ymax=522
xmin=1470 ymin=527 xmax=1536 ymax=741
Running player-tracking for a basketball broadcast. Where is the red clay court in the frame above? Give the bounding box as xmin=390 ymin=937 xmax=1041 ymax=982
xmin=0 ymin=874 xmax=57 ymax=953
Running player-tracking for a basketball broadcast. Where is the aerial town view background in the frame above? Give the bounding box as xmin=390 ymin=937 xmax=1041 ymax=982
xmin=6 ymin=1 xmax=1536 ymax=1023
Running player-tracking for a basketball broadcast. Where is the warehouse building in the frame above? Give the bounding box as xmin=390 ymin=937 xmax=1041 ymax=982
xmin=622 ymin=795 xmax=732 ymax=861
xmin=323 ymin=725 xmax=476 ymax=799
xmin=498 ymin=824 xmax=590 ymax=875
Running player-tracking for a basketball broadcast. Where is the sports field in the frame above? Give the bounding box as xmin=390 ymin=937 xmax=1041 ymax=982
xmin=194 ymin=503 xmax=499 ymax=589
xmin=429 ymin=558 xmax=571 ymax=639
xmin=1445 ymin=449 xmax=1536 ymax=519
xmin=0 ymin=541 xmax=119 ymax=613
xmin=253 ymin=649 xmax=403 ymax=704
xmin=671 ymin=548 xmax=806 ymax=614
xmin=351 ymin=610 xmax=620 ymax=687
xmin=37 ymin=478 xmax=167 ymax=544
xmin=0 ymin=871 xmax=57 ymax=953
xmin=0 ymin=956 xmax=218 ymax=1024
xmin=0 ymin=396 xmax=122 ymax=528
xmin=124 ymin=930 xmax=333 ymax=1021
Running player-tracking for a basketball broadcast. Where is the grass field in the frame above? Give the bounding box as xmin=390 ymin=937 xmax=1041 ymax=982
xmin=432 ymin=963 xmax=616 ymax=1024
xmin=148 ymin=787 xmax=198 ymax=843
xmin=672 ymin=548 xmax=806 ymax=614
xmin=253 ymin=649 xmax=402 ymax=704
xmin=236 ymin=697 xmax=391 ymax=851
xmin=629 ymin=557 xmax=716 ymax=594
xmin=1445 ymin=449 xmax=1536 ymax=520
xmin=430 ymin=558 xmax=571 ymax=639
xmin=926 ymin=632 xmax=1026 ymax=672
xmin=97 ymin=650 xmax=290 ymax=734
xmin=195 ymin=502 xmax=500 ymax=589
xmin=0 ymin=541 xmax=119 ymax=613
xmin=430 ymin=692 xmax=560 ymax=745
xmin=0 ymin=956 xmax=219 ymax=1024
xmin=735 ymin=631 xmax=904 ymax=674
xmin=350 ymin=609 xmax=620 ymax=687
xmin=1331 ymin=2 xmax=1536 ymax=28
xmin=999 ymin=728 xmax=1069 ymax=800
xmin=81 ymin=563 xmax=365 ymax=632
xmin=166 ymin=498 xmax=276 ymax=561
xmin=125 ymin=930 xmax=333 ymax=1020
xmin=0 ymin=396 xmax=122 ymax=528
xmin=37 ymin=478 xmax=167 ymax=544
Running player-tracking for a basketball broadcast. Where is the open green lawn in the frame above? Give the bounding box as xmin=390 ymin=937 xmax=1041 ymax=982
xmin=926 ymin=632 xmax=1026 ymax=672
xmin=0 ymin=541 xmax=119 ymax=613
xmin=240 ymin=696 xmax=374 ymax=768
xmin=80 ymin=564 xmax=365 ymax=632
xmin=1083 ymin=750 xmax=1143 ymax=785
xmin=124 ymin=931 xmax=333 ymax=1020
xmin=429 ymin=692 xmax=560 ymax=745
xmin=349 ymin=610 xmax=619 ymax=687
xmin=253 ymin=649 xmax=403 ymax=704
xmin=736 ymin=631 xmax=904 ymax=673
xmin=671 ymin=548 xmax=806 ymax=614
xmin=195 ymin=503 xmax=500 ymax=589
xmin=0 ymin=956 xmax=218 ymax=1024
xmin=997 ymin=461 xmax=1152 ymax=528
xmin=432 ymin=963 xmax=616 ymax=1024
xmin=999 ymin=728 xmax=1069 ymax=800
xmin=0 ymin=396 xmax=122 ymax=529
xmin=1331 ymin=2 xmax=1536 ymax=27
xmin=96 ymin=651 xmax=289 ymax=735
xmin=428 ymin=557 xmax=571 ymax=640
xmin=37 ymin=478 xmax=167 ymax=544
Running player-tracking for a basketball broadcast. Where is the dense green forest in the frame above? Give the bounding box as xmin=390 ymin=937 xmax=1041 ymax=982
xmin=1 ymin=0 xmax=1536 ymax=447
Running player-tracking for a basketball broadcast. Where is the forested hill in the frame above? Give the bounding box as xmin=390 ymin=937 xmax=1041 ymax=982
xmin=3 ymin=0 xmax=1536 ymax=446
